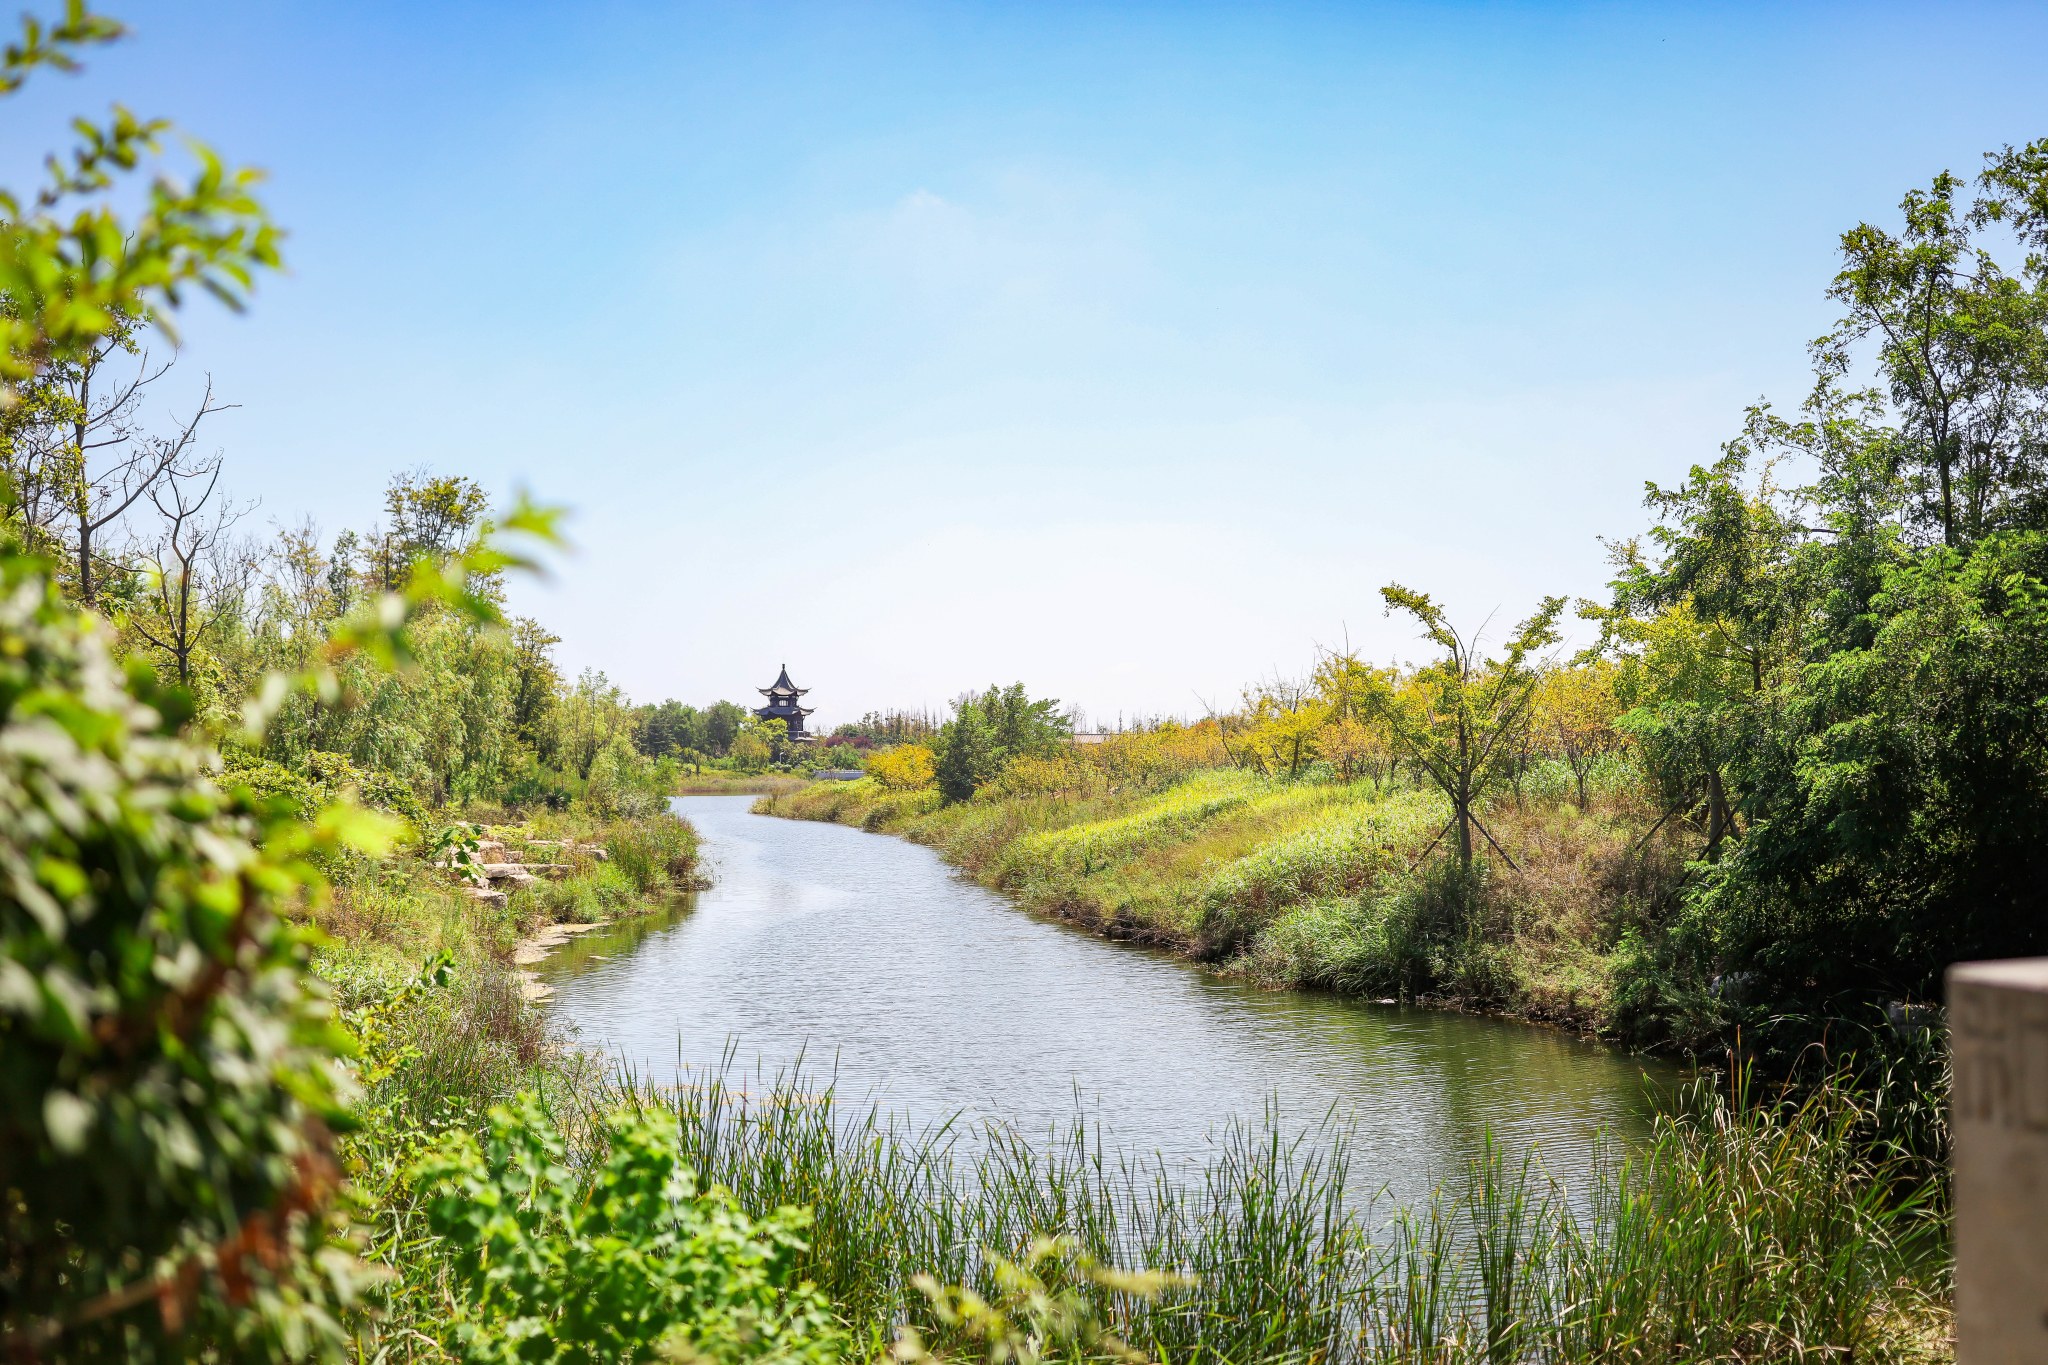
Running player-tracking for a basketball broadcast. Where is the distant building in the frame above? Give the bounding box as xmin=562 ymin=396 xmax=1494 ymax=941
xmin=1068 ymin=732 xmax=1112 ymax=746
xmin=754 ymin=665 xmax=816 ymax=741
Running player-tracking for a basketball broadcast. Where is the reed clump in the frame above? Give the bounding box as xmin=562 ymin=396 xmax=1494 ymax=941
xmin=663 ymin=1063 xmax=1948 ymax=1363
xmin=349 ymin=1045 xmax=1946 ymax=1364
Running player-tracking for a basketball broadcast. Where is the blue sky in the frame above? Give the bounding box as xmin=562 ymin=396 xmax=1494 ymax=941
xmin=6 ymin=2 xmax=2045 ymax=727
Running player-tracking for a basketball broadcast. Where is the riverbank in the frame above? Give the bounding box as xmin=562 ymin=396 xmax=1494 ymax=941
xmin=311 ymin=806 xmax=700 ymax=1113
xmin=333 ymin=793 xmax=1951 ymax=1364
xmin=755 ymin=767 xmax=1691 ymax=1041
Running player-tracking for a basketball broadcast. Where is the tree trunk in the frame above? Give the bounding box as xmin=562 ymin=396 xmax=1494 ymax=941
xmin=1705 ymin=768 xmax=1730 ymax=863
xmin=73 ymin=366 xmax=92 ymax=607
xmin=76 ymin=520 xmax=92 ymax=607
xmin=1941 ymin=434 xmax=1956 ymax=548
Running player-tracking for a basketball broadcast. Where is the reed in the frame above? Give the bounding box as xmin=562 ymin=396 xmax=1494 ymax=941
xmin=552 ymin=1058 xmax=1949 ymax=1365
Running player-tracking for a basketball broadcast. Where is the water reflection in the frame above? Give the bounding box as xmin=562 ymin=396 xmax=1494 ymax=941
xmin=542 ymin=795 xmax=1683 ymax=1208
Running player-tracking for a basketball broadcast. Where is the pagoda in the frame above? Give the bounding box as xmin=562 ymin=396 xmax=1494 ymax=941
xmin=754 ymin=665 xmax=815 ymax=741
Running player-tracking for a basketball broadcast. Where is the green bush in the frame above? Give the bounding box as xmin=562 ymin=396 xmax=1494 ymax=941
xmin=501 ymin=759 xmax=575 ymax=810
xmin=1193 ymin=789 xmax=1441 ymax=956
xmin=215 ymin=748 xmax=429 ymax=874
xmin=0 ymin=549 xmax=377 ymax=1362
xmin=412 ymin=1097 xmax=847 ymax=1365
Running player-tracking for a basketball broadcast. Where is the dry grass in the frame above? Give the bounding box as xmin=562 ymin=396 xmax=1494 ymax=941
xmin=1477 ymin=795 xmax=1690 ymax=1025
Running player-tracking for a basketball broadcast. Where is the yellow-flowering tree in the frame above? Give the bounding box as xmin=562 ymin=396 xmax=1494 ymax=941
xmin=1536 ymin=659 xmax=1626 ymax=808
xmin=1235 ymin=678 xmax=1325 ymax=778
xmin=1312 ymin=649 xmax=1397 ymax=784
xmin=868 ymin=743 xmax=936 ymax=790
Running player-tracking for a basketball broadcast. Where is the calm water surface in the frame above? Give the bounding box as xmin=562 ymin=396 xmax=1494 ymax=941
xmin=542 ymin=795 xmax=1683 ymax=1206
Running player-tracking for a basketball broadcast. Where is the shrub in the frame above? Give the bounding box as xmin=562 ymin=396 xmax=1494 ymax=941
xmin=501 ymin=758 xmax=575 ymax=810
xmin=992 ymin=754 xmax=1100 ymax=799
xmin=801 ymin=742 xmax=868 ymax=774
xmin=584 ymin=734 xmax=675 ymax=820
xmin=0 ymin=552 xmax=380 ymax=1362
xmin=412 ymin=1097 xmax=847 ymax=1365
xmin=529 ymin=862 xmax=640 ymax=924
xmin=868 ymin=743 xmax=936 ymax=791
xmin=360 ymin=955 xmax=554 ymax=1120
xmin=1069 ymin=722 xmax=1228 ymax=792
xmin=1194 ymin=789 xmax=1442 ymax=956
xmin=214 ymin=747 xmax=429 ymax=862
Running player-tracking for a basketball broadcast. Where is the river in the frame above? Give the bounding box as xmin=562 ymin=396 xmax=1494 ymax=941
xmin=540 ymin=794 xmax=1684 ymax=1208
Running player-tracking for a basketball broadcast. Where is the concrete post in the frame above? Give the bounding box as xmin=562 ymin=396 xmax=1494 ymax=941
xmin=1950 ymin=957 xmax=2048 ymax=1363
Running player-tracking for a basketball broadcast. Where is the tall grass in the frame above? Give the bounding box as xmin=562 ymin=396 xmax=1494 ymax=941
xmin=546 ymin=1060 xmax=1946 ymax=1365
xmin=606 ymin=812 xmax=701 ymax=892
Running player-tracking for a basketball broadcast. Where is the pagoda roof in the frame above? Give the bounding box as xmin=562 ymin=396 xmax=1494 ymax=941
xmin=758 ymin=664 xmax=808 ymax=696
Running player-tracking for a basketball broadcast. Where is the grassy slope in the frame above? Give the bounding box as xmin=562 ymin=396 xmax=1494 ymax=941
xmin=757 ymin=767 xmax=1686 ymax=1033
xmin=313 ymin=808 xmax=701 ymax=1109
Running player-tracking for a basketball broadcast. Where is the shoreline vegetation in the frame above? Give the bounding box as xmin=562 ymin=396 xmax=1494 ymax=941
xmin=314 ymin=793 xmax=1955 ymax=1364
xmin=353 ymin=1050 xmax=1956 ymax=1365
xmin=754 ymin=742 xmax=1684 ymax=1042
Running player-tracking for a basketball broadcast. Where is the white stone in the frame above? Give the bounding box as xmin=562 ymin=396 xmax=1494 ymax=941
xmin=459 ymin=885 xmax=507 ymax=910
xmin=1950 ymin=956 xmax=2048 ymax=1363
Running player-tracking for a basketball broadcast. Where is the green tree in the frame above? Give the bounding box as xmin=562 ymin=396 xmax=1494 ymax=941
xmin=934 ymin=702 xmax=1000 ymax=802
xmin=975 ymin=681 xmax=1071 ymax=758
xmin=1597 ymin=438 xmax=1815 ymax=861
xmin=730 ymin=717 xmax=777 ymax=772
xmin=1599 ymin=143 xmax=2048 ymax=1047
xmin=508 ymin=615 xmax=562 ymax=759
xmin=703 ymin=699 xmax=746 ymax=757
xmin=373 ymin=470 xmax=489 ymax=589
xmin=557 ymin=668 xmax=632 ymax=780
xmin=1708 ymin=538 xmax=2048 ymax=1009
xmin=1379 ymin=586 xmax=1563 ymax=871
xmin=1825 ymin=163 xmax=2048 ymax=547
xmin=932 ymin=683 xmax=1068 ymax=802
xmin=635 ymin=699 xmax=701 ymax=759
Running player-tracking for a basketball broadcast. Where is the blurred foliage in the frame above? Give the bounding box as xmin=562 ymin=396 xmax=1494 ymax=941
xmin=0 ymin=530 xmax=387 ymax=1361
